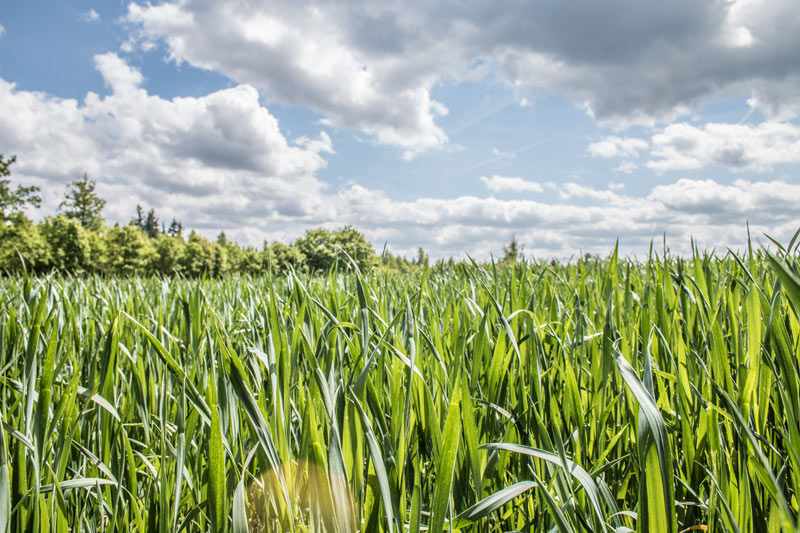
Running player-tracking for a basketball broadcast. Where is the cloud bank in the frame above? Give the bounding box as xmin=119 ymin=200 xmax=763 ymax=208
xmin=123 ymin=0 xmax=800 ymax=155
xmin=1 ymin=53 xmax=797 ymax=259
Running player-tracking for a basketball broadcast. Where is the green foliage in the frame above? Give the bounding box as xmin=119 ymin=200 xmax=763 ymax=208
xmin=143 ymin=208 xmax=159 ymax=238
xmin=152 ymin=233 xmax=186 ymax=275
xmin=265 ymin=241 xmax=306 ymax=275
xmin=501 ymin=236 xmax=521 ymax=264
xmin=2 ymin=243 xmax=799 ymax=531
xmin=39 ymin=215 xmax=93 ymax=272
xmin=59 ymin=173 xmax=106 ymax=231
xmin=295 ymin=226 xmax=377 ymax=272
xmin=104 ymin=223 xmax=156 ymax=274
xmin=237 ymin=247 xmax=263 ymax=274
xmin=0 ymin=154 xmax=41 ymax=222
xmin=181 ymin=231 xmax=217 ymax=276
xmin=0 ymin=213 xmax=50 ymax=271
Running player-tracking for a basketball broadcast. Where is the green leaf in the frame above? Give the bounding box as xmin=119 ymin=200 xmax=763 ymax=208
xmin=456 ymin=481 xmax=537 ymax=524
xmin=350 ymin=391 xmax=396 ymax=533
xmin=613 ymin=349 xmax=675 ymax=533
xmin=208 ymin=408 xmax=226 ymax=533
xmin=429 ymin=375 xmax=461 ymax=533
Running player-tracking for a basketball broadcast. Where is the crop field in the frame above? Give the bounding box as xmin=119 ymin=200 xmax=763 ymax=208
xmin=1 ymin=245 xmax=799 ymax=532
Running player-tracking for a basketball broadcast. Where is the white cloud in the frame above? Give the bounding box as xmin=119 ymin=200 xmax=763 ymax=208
xmin=481 ymin=175 xmax=543 ymax=193
xmin=650 ymin=178 xmax=800 ymax=220
xmin=588 ymin=137 xmax=648 ymax=158
xmin=612 ymin=162 xmax=637 ymax=174
xmin=1 ymin=54 xmax=798 ymax=259
xmin=79 ymin=9 xmax=100 ymax=22
xmin=550 ymin=182 xmax=630 ymax=205
xmin=588 ymin=120 xmax=800 ymax=173
xmin=0 ymin=54 xmax=333 ymax=234
xmin=648 ymin=121 xmax=800 ymax=172
xmin=124 ymin=1 xmax=450 ymax=159
xmin=329 ymin=178 xmax=799 ymax=259
xmin=491 ymin=147 xmax=514 ymax=158
xmin=0 ymin=24 xmax=5 ymax=37
xmin=123 ymin=0 xmax=800 ymax=153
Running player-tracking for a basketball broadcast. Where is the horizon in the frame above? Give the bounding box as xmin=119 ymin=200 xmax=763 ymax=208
xmin=2 ymin=1 xmax=799 ymax=260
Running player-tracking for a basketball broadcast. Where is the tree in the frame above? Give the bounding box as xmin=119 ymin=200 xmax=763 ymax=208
xmin=60 ymin=173 xmax=106 ymax=231
xmin=180 ymin=231 xmax=216 ymax=276
xmin=134 ymin=205 xmax=145 ymax=228
xmin=39 ymin=215 xmax=92 ymax=272
xmin=0 ymin=213 xmax=50 ymax=272
xmin=143 ymin=208 xmax=159 ymax=238
xmin=265 ymin=241 xmax=306 ymax=275
xmin=294 ymin=226 xmax=377 ymax=272
xmin=238 ymin=247 xmax=262 ymax=275
xmin=152 ymin=234 xmax=186 ymax=275
xmin=167 ymin=218 xmax=183 ymax=238
xmin=104 ymin=224 xmax=156 ymax=274
xmin=1 ymin=154 xmax=41 ymax=222
xmin=501 ymin=236 xmax=522 ymax=264
xmin=414 ymin=247 xmax=429 ymax=268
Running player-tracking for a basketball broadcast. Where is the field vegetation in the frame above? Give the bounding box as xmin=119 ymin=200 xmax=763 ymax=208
xmin=1 ymin=235 xmax=799 ymax=532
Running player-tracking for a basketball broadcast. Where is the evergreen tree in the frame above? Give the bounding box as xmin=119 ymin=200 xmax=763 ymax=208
xmin=59 ymin=173 xmax=106 ymax=231
xmin=143 ymin=208 xmax=159 ymax=238
xmin=414 ymin=247 xmax=429 ymax=267
xmin=502 ymin=236 xmax=522 ymax=264
xmin=134 ymin=205 xmax=145 ymax=229
xmin=168 ymin=218 xmax=183 ymax=238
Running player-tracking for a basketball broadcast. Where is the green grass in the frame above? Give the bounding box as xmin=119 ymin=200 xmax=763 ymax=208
xmin=1 ymin=245 xmax=799 ymax=532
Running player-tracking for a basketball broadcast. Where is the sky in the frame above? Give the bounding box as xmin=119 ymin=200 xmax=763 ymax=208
xmin=1 ymin=0 xmax=799 ymax=260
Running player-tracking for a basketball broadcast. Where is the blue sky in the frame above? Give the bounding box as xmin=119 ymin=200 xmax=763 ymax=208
xmin=1 ymin=1 xmax=799 ymax=259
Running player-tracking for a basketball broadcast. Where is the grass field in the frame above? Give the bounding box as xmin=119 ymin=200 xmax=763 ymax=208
xmin=1 ymin=243 xmax=799 ymax=532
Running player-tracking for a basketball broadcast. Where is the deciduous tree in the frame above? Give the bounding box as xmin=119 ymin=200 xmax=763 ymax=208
xmin=0 ymin=154 xmax=41 ymax=222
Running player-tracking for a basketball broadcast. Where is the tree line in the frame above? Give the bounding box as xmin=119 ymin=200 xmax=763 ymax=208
xmin=0 ymin=154 xmax=438 ymax=276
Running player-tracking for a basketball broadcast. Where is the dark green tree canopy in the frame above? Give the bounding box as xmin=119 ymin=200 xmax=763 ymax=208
xmin=1 ymin=154 xmax=41 ymax=222
xmin=168 ymin=218 xmax=183 ymax=238
xmin=60 ymin=173 xmax=106 ymax=231
xmin=144 ymin=208 xmax=159 ymax=238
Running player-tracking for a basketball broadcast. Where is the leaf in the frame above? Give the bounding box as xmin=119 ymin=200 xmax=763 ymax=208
xmin=457 ymin=481 xmax=537 ymax=524
xmin=613 ymin=349 xmax=675 ymax=533
xmin=480 ymin=443 xmax=608 ymax=527
xmin=350 ymin=391 xmax=396 ymax=533
xmin=232 ymin=476 xmax=249 ymax=533
xmin=0 ymin=413 xmax=9 ymax=533
xmin=429 ymin=376 xmax=462 ymax=533
xmin=208 ymin=408 xmax=226 ymax=533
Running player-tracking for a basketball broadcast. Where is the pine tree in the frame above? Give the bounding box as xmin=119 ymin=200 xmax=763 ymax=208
xmin=143 ymin=208 xmax=159 ymax=238
xmin=60 ymin=173 xmax=106 ymax=231
xmin=168 ymin=218 xmax=183 ymax=238
xmin=134 ymin=205 xmax=145 ymax=229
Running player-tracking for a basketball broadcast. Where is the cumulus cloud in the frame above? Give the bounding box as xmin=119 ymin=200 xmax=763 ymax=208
xmin=648 ymin=121 xmax=800 ymax=172
xmin=124 ymin=1 xmax=451 ymax=158
xmin=481 ymin=175 xmax=543 ymax=193
xmin=123 ymin=0 xmax=800 ymax=150
xmin=329 ymin=179 xmax=799 ymax=259
xmin=79 ymin=9 xmax=100 ymax=22
xmin=0 ymin=53 xmax=334 ymax=233
xmin=591 ymin=121 xmax=800 ymax=173
xmin=612 ymin=162 xmax=637 ymax=174
xmin=1 ymin=54 xmax=797 ymax=259
xmin=588 ymin=137 xmax=648 ymax=158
